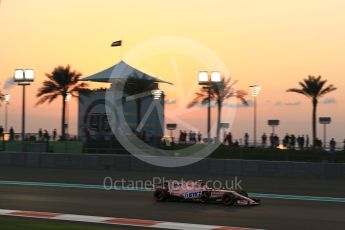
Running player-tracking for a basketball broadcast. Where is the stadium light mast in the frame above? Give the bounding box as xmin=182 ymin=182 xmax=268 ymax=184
xmin=3 ymin=94 xmax=11 ymax=132
xmin=198 ymin=71 xmax=221 ymax=143
xmin=65 ymin=92 xmax=72 ymax=138
xmin=14 ymin=69 xmax=34 ymax=148
xmin=249 ymin=85 xmax=261 ymax=147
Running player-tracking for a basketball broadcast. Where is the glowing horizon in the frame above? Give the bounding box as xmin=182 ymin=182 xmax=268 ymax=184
xmin=0 ymin=0 xmax=344 ymax=142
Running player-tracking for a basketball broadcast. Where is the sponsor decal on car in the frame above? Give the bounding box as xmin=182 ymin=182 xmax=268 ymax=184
xmin=183 ymin=191 xmax=202 ymax=199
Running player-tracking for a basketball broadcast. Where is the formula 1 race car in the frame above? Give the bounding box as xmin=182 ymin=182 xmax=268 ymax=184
xmin=154 ymin=180 xmax=260 ymax=206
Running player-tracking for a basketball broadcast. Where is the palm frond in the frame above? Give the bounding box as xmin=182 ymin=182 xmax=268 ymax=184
xmin=187 ymin=92 xmax=208 ymax=108
xmin=37 ymin=65 xmax=88 ymax=105
xmin=287 ymin=75 xmax=337 ymax=99
xmin=319 ymin=85 xmax=337 ymax=97
xmin=188 ymin=76 xmax=247 ymax=108
xmin=36 ymin=94 xmax=56 ymax=105
xmin=235 ymin=90 xmax=249 ymax=105
xmin=286 ymin=88 xmax=310 ymax=97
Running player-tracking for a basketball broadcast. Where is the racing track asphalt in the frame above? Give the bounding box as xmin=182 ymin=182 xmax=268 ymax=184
xmin=1 ymin=167 xmax=345 ymax=229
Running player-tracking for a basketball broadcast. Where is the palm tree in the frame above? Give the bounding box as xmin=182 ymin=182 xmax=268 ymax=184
xmin=188 ymin=77 xmax=248 ymax=141
xmin=287 ymin=75 xmax=337 ymax=145
xmin=36 ymin=65 xmax=89 ymax=140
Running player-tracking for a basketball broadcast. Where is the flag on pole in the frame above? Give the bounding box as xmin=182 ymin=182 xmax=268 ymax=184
xmin=111 ymin=40 xmax=122 ymax=47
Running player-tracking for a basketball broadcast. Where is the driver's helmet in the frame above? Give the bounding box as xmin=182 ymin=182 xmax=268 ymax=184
xmin=196 ymin=180 xmax=205 ymax=187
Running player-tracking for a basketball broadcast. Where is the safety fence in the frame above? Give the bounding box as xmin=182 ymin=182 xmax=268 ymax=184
xmin=1 ymin=152 xmax=345 ymax=179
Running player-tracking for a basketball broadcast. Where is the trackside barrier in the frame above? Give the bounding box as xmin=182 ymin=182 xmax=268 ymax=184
xmin=0 ymin=152 xmax=344 ymax=179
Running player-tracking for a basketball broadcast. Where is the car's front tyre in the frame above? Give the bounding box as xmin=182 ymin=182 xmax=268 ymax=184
xmin=154 ymin=189 xmax=168 ymax=202
xmin=200 ymin=191 xmax=210 ymax=203
xmin=222 ymin=193 xmax=236 ymax=206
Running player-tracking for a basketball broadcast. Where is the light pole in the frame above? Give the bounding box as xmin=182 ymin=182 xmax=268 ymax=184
xmin=249 ymin=85 xmax=261 ymax=147
xmin=65 ymin=92 xmax=72 ymax=138
xmin=151 ymin=89 xmax=164 ymax=145
xmin=198 ymin=71 xmax=221 ymax=143
xmin=3 ymin=94 xmax=11 ymax=132
xmin=319 ymin=117 xmax=331 ymax=149
xmin=14 ymin=69 xmax=34 ymax=147
xmin=151 ymin=89 xmax=163 ymax=100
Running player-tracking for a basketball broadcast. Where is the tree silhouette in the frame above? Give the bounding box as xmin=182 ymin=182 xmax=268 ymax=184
xmin=287 ymin=75 xmax=337 ymax=145
xmin=36 ymin=65 xmax=88 ymax=140
xmin=188 ymin=77 xmax=248 ymax=141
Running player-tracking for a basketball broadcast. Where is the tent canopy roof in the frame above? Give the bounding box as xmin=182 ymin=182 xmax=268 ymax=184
xmin=80 ymin=60 xmax=172 ymax=84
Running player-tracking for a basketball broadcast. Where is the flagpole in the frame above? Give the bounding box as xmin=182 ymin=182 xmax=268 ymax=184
xmin=111 ymin=40 xmax=123 ymax=61
xmin=120 ymin=41 xmax=124 ymax=60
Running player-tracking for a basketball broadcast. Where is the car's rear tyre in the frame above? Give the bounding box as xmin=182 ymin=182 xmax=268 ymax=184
xmin=222 ymin=193 xmax=236 ymax=206
xmin=154 ymin=189 xmax=168 ymax=202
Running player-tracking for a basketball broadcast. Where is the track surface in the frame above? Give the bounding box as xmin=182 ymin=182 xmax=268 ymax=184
xmin=0 ymin=216 xmax=149 ymax=230
xmin=1 ymin=167 xmax=345 ymax=229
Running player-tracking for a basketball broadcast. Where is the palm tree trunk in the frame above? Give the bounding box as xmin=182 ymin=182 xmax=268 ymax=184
xmin=61 ymin=96 xmax=66 ymax=140
xmin=312 ymin=97 xmax=318 ymax=146
xmin=216 ymin=100 xmax=222 ymax=142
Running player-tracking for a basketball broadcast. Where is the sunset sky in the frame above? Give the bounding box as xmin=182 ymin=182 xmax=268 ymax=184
xmin=1 ymin=0 xmax=344 ymax=142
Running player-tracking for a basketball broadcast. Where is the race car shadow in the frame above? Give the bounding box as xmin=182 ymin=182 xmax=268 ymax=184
xmin=154 ymin=198 xmax=260 ymax=211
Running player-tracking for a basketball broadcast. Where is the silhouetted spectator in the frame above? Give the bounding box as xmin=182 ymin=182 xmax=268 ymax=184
xmin=233 ymin=140 xmax=239 ymax=147
xmin=197 ymin=131 xmax=202 ymax=142
xmin=43 ymin=129 xmax=50 ymax=141
xmin=270 ymin=134 xmax=275 ymax=148
xmin=262 ymin=133 xmax=267 ymax=147
xmin=38 ymin=128 xmax=43 ymax=141
xmin=244 ymin=133 xmax=249 ymax=147
xmin=273 ymin=135 xmax=280 ymax=147
xmin=330 ymin=138 xmax=336 ymax=152
xmin=190 ymin=131 xmax=194 ymax=143
xmin=188 ymin=131 xmax=193 ymax=143
xmin=297 ymin=136 xmax=303 ymax=150
xmin=306 ymin=135 xmax=310 ymax=149
xmin=314 ymin=139 xmax=322 ymax=149
xmin=9 ymin=127 xmax=14 ymax=141
xmin=283 ymin=134 xmax=290 ymax=148
xmin=226 ymin=132 xmax=233 ymax=146
xmin=0 ymin=126 xmax=3 ymax=140
xmin=179 ymin=130 xmax=187 ymax=144
xmin=290 ymin=135 xmax=296 ymax=149
xmin=301 ymin=135 xmax=305 ymax=150
xmin=53 ymin=129 xmax=57 ymax=141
